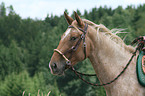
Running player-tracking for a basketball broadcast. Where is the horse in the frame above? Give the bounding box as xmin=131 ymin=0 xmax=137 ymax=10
xmin=49 ymin=12 xmax=145 ymax=96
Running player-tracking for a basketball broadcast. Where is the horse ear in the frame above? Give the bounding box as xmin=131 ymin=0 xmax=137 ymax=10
xmin=74 ymin=11 xmax=83 ymax=27
xmin=64 ymin=12 xmax=74 ymax=25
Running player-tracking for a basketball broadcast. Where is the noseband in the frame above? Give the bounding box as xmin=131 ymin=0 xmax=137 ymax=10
xmin=54 ymin=23 xmax=88 ymax=68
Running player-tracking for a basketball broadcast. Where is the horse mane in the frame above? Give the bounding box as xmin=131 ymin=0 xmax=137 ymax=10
xmin=82 ymin=19 xmax=135 ymax=53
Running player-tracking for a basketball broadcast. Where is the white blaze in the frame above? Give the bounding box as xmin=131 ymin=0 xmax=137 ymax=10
xmin=62 ymin=28 xmax=71 ymax=40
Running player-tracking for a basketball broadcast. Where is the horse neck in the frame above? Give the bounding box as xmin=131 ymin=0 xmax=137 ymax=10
xmin=88 ymin=28 xmax=133 ymax=83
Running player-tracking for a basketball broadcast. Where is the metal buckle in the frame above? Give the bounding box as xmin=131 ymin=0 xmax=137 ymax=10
xmin=81 ymin=34 xmax=85 ymax=39
xmin=66 ymin=60 xmax=71 ymax=66
xmin=83 ymin=42 xmax=86 ymax=47
xmin=71 ymin=46 xmax=76 ymax=51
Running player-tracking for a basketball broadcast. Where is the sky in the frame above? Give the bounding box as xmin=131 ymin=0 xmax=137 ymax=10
xmin=1 ymin=0 xmax=145 ymax=20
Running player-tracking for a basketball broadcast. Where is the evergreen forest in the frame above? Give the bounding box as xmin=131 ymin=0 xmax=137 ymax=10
xmin=0 ymin=2 xmax=145 ymax=96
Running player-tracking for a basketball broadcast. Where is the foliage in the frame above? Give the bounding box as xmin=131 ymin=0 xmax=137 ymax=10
xmin=0 ymin=2 xmax=145 ymax=96
xmin=0 ymin=71 xmax=46 ymax=96
xmin=0 ymin=71 xmax=64 ymax=96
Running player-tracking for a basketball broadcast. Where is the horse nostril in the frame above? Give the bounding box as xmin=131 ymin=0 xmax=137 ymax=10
xmin=53 ymin=63 xmax=57 ymax=69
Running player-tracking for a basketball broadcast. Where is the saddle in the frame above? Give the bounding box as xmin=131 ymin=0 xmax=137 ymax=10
xmin=137 ymin=50 xmax=145 ymax=87
xmin=135 ymin=36 xmax=145 ymax=87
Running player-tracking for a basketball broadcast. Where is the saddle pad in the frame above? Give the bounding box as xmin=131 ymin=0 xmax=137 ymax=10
xmin=136 ymin=51 xmax=145 ymax=87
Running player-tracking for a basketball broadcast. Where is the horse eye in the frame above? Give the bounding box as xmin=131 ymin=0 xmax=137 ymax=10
xmin=70 ymin=37 xmax=77 ymax=41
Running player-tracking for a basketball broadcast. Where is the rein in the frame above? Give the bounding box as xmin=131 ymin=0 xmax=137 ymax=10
xmin=54 ymin=22 xmax=144 ymax=86
xmin=71 ymin=49 xmax=138 ymax=86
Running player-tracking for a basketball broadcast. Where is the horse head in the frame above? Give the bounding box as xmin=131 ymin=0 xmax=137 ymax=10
xmin=49 ymin=12 xmax=92 ymax=75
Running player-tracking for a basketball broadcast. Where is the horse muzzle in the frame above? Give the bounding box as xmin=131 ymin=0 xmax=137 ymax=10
xmin=49 ymin=61 xmax=70 ymax=75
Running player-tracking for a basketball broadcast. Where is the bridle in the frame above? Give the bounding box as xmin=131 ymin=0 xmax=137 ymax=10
xmin=53 ymin=23 xmax=141 ymax=86
xmin=54 ymin=23 xmax=88 ymax=68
